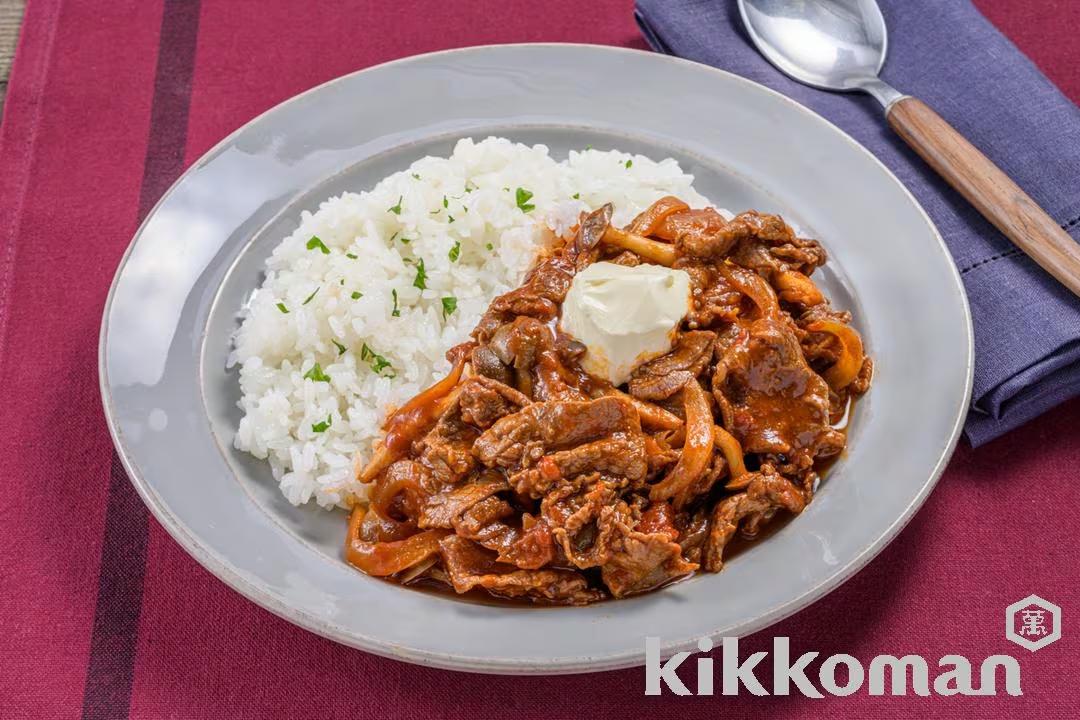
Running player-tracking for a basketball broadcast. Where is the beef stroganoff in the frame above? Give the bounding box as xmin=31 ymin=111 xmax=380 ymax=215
xmin=347 ymin=197 xmax=871 ymax=604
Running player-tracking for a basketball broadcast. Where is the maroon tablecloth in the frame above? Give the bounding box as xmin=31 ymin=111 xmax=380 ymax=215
xmin=2 ymin=1 xmax=1078 ymax=717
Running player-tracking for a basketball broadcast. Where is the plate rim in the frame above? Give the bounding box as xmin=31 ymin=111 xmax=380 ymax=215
xmin=98 ymin=42 xmax=974 ymax=674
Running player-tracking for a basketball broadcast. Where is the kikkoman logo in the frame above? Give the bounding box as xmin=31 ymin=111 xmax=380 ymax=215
xmin=644 ymin=637 xmax=1022 ymax=697
xmin=1006 ymin=594 xmax=1061 ymax=652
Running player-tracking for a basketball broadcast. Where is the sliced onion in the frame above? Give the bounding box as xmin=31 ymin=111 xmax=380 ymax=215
xmin=650 ymin=382 xmax=714 ymax=507
xmin=357 ymin=350 xmax=469 ymax=482
xmin=344 ymin=506 xmax=448 ymax=577
xmin=805 ymin=319 xmax=865 ymax=391
xmin=627 ymin=196 xmax=690 ymax=236
xmin=718 ymin=262 xmax=780 ymax=318
xmin=370 ymin=470 xmax=427 ymax=521
xmin=773 ymin=270 xmax=824 ymax=307
xmin=609 ymin=389 xmax=683 ymax=431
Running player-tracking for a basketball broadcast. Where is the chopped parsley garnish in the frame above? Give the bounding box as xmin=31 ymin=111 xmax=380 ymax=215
xmin=448 ymin=215 xmax=455 ymax=223
xmin=302 ymin=287 xmax=320 ymax=305
xmin=360 ymin=343 xmax=394 ymax=376
xmin=412 ymin=173 xmax=421 ymax=180
xmin=332 ymin=339 xmax=347 ymax=355
xmin=371 ymin=356 xmax=393 ymax=376
xmin=464 ymin=180 xmax=476 ymax=193
xmin=276 ymin=302 xmax=289 ymax=314
xmin=572 ymin=192 xmax=580 ymax=200
xmin=441 ymin=296 xmax=458 ymax=319
xmin=442 ymin=196 xmax=449 ymax=209
xmin=448 ymin=240 xmax=461 ymax=262
xmin=351 ymin=291 xmax=362 ymax=300
xmin=388 ymin=196 xmax=403 ymax=215
xmin=303 ymin=363 xmax=330 ymax=383
xmin=625 ymin=159 xmax=633 ymax=169
xmin=412 ymin=257 xmax=427 ymax=290
xmin=306 ymin=236 xmax=330 ymax=254
xmin=391 ymin=288 xmax=401 ymax=317
xmin=585 ymin=144 xmax=593 ymax=150
xmin=515 ymin=187 xmax=535 ymax=213
xmin=346 ymin=252 xmax=358 ymax=259
xmin=311 ymin=415 xmax=332 ymax=433
xmin=339 ymin=279 xmax=344 ymax=286
xmin=485 ymin=242 xmax=494 ymax=251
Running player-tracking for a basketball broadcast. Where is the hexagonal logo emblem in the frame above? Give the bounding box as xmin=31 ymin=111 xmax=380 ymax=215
xmin=1006 ymin=595 xmax=1061 ymax=652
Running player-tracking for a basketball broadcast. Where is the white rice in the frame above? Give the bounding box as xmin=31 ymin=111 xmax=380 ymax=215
xmin=231 ymin=137 xmax=714 ymax=508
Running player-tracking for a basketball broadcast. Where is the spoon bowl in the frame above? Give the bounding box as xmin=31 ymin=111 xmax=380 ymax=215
xmin=738 ymin=0 xmax=887 ymax=92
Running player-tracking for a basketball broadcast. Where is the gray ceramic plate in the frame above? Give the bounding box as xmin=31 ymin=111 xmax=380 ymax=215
xmin=100 ymin=44 xmax=973 ymax=674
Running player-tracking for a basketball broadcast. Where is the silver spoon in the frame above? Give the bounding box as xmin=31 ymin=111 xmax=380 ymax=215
xmin=738 ymin=0 xmax=1080 ymax=297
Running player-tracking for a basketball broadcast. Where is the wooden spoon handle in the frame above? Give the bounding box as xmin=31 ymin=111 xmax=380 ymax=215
xmin=887 ymin=96 xmax=1080 ymax=296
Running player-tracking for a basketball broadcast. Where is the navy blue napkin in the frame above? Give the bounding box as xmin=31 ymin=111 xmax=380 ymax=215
xmin=636 ymin=0 xmax=1080 ymax=446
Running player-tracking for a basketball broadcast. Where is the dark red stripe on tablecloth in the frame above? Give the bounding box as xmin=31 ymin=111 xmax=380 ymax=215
xmin=80 ymin=457 xmax=151 ymax=720
xmin=80 ymin=2 xmax=201 ymax=718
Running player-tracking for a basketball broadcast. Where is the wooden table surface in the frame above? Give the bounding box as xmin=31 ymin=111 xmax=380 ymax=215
xmin=0 ymin=0 xmax=25 ymax=117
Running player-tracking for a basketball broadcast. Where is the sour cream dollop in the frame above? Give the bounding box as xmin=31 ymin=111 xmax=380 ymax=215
xmin=559 ymin=261 xmax=692 ymax=386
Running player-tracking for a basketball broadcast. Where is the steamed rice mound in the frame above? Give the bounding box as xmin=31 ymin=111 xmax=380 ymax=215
xmin=231 ymin=137 xmax=713 ymax=508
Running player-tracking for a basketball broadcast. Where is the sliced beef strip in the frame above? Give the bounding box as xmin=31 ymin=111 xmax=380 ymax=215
xmin=472 ymin=254 xmax=575 ymax=342
xmin=508 ymin=433 xmax=648 ymax=498
xmin=472 ymin=396 xmax=641 ymax=470
xmin=635 ymin=501 xmax=679 ymax=539
xmin=498 ymin=515 xmax=559 ymax=570
xmin=536 ymin=480 xmax=696 ymax=596
xmin=596 ymin=499 xmax=698 ymax=598
xmin=453 ymin=495 xmax=514 ymax=539
xmin=457 ymin=376 xmax=531 ymax=429
xmin=724 ymin=211 xmax=827 ymax=277
xmin=532 ymin=350 xmax=591 ymax=403
xmin=417 ymin=405 xmax=479 ymax=486
xmin=676 ymin=260 xmax=742 ymax=329
xmin=416 ymin=376 xmax=529 ymax=485
xmin=542 ymin=478 xmax=622 ymax=569
xmin=450 ymin=496 xmax=558 ymax=570
xmin=677 ymin=507 xmax=711 ymax=565
xmin=439 ymin=535 xmax=604 ymax=605
xmin=712 ymin=315 xmax=843 ymax=465
xmin=417 ymin=472 xmax=508 ymax=529
xmin=702 ymin=466 xmax=806 ymax=572
xmin=655 ymin=207 xmax=741 ymax=260
xmin=451 ymin=495 xmax=520 ymax=558
xmin=628 ymin=330 xmax=717 ymax=401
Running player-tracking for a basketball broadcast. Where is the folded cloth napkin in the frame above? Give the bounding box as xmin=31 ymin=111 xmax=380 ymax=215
xmin=636 ymin=0 xmax=1080 ymax=446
